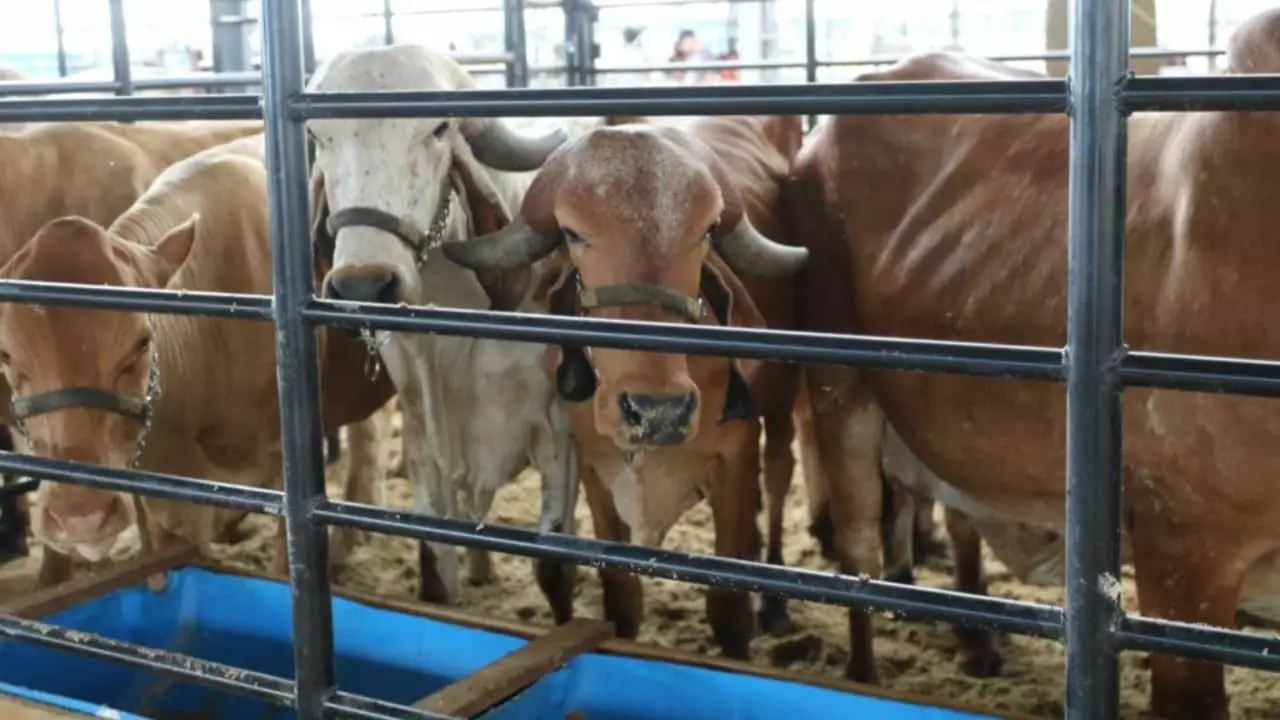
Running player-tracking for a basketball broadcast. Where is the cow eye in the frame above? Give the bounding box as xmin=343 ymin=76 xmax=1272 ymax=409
xmin=134 ymin=336 xmax=151 ymax=355
xmin=0 ymin=350 xmax=9 ymax=366
xmin=703 ymin=222 xmax=719 ymax=241
xmin=431 ymin=121 xmax=449 ymax=139
xmin=562 ymin=228 xmax=586 ymax=245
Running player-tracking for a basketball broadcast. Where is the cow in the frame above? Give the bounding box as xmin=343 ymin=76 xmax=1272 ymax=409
xmin=783 ymin=9 xmax=1280 ymax=717
xmin=0 ymin=119 xmax=266 ymax=584
xmin=439 ymin=115 xmax=809 ymax=657
xmin=0 ymin=133 xmax=393 ymax=590
xmin=306 ymin=43 xmax=581 ymax=620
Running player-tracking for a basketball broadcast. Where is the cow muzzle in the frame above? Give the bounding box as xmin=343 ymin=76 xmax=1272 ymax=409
xmin=617 ymin=390 xmax=700 ymax=447
xmin=325 ymin=267 xmax=402 ymax=305
xmin=37 ymin=491 xmax=131 ymax=561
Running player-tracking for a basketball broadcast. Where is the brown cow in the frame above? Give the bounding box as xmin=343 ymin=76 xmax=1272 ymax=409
xmin=785 ymin=9 xmax=1280 ymax=717
xmin=0 ymin=119 xmax=264 ymax=583
xmin=439 ymin=116 xmax=809 ymax=655
xmin=0 ymin=133 xmax=393 ymax=585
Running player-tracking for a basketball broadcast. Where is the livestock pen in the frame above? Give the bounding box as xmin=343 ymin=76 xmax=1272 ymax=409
xmin=2 ymin=1 xmax=1280 ymax=719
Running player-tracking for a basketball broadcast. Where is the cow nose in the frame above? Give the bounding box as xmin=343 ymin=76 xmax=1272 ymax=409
xmin=44 ymin=494 xmax=124 ymax=538
xmin=617 ymin=392 xmax=698 ymax=446
xmin=325 ymin=272 xmax=400 ymax=304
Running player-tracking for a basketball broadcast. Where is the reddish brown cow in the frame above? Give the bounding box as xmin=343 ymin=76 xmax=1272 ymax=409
xmin=785 ymin=10 xmax=1280 ymax=717
xmin=440 ymin=115 xmax=808 ymax=655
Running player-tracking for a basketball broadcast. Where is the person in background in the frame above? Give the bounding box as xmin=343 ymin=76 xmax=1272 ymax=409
xmin=600 ymin=26 xmax=649 ymax=86
xmin=669 ymin=29 xmax=714 ymax=85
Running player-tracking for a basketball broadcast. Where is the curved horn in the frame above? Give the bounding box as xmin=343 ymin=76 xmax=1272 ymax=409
xmin=461 ymin=119 xmax=569 ymax=173
xmin=440 ymin=215 xmax=560 ymax=272
xmin=712 ymin=214 xmax=810 ymax=279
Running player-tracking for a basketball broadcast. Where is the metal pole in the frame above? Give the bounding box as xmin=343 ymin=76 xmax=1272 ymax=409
xmin=107 ymin=0 xmax=133 ymax=96
xmin=1063 ymin=0 xmax=1128 ymax=716
xmin=803 ymin=0 xmax=816 ymax=128
xmin=260 ymin=0 xmax=335 ymax=718
xmin=383 ymin=0 xmax=395 ymax=46
xmin=53 ymin=0 xmax=69 ymax=77
xmin=301 ymin=0 xmax=317 ymax=75
xmin=504 ymin=0 xmax=530 ymax=87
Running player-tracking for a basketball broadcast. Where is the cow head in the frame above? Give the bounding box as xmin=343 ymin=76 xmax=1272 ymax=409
xmin=0 ymin=215 xmax=196 ymax=560
xmin=441 ymin=124 xmax=808 ymax=450
xmin=307 ymin=44 xmax=569 ymax=313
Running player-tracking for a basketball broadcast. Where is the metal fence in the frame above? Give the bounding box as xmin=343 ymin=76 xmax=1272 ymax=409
xmin=2 ymin=1 xmax=1280 ymax=720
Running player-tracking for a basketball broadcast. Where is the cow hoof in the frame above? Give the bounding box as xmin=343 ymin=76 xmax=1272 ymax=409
xmin=145 ymin=572 xmax=169 ymax=593
xmin=844 ymin=657 xmax=881 ymax=685
xmin=959 ymin=648 xmax=1004 ymax=678
xmin=757 ymin=606 xmax=795 ymax=638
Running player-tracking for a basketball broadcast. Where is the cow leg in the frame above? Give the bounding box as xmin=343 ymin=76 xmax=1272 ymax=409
xmin=533 ymin=412 xmax=580 ymax=626
xmin=944 ymin=506 xmax=1002 ymax=678
xmin=464 ymin=485 xmax=496 ymax=586
xmin=707 ymin=439 xmax=761 ymax=660
xmin=330 ymin=416 xmax=381 ymax=570
xmin=36 ymin=548 xmax=73 ymax=587
xmin=805 ymin=366 xmax=883 ymax=685
xmin=581 ymin=464 xmax=642 ymax=640
xmin=1131 ymin=508 xmax=1243 ymax=720
xmin=880 ymin=474 xmax=916 ymax=586
xmin=758 ymin=408 xmax=796 ymax=637
xmin=402 ymin=404 xmax=456 ymax=605
xmin=912 ymin=492 xmax=946 ymax=564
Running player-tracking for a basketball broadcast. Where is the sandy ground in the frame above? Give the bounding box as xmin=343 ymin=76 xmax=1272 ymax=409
xmin=5 ymin=408 xmax=1280 ymax=719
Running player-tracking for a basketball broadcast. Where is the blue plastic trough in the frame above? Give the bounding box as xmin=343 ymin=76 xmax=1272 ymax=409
xmin=0 ymin=567 xmax=1001 ymax=719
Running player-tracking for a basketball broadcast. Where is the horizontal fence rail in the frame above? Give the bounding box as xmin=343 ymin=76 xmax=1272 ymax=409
xmin=0 ymin=1 xmax=1278 ymax=720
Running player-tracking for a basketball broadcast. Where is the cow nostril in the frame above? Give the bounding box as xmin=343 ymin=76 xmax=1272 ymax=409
xmin=326 ymin=273 xmax=400 ymax=304
xmin=618 ymin=393 xmax=644 ymax=428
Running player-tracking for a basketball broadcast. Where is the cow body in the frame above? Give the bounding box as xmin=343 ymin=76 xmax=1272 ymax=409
xmin=441 ymin=115 xmax=809 ymax=656
xmin=307 ymin=44 xmax=580 ymax=618
xmin=785 ymin=13 xmax=1280 ymax=717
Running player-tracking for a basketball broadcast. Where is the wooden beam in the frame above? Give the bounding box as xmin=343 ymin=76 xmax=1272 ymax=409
xmin=0 ymin=542 xmax=197 ymax=620
xmin=0 ymin=693 xmax=94 ymax=719
xmin=412 ymin=618 xmax=614 ymax=718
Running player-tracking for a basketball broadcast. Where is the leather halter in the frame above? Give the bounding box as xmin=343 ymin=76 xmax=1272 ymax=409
xmin=548 ymin=264 xmax=756 ymax=423
xmin=322 ymin=182 xmax=454 ymax=270
xmin=8 ymin=315 xmax=163 ymax=472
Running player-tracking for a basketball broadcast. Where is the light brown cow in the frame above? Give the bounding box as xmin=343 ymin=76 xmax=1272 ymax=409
xmin=0 ymin=133 xmax=394 ymax=584
xmin=440 ymin=115 xmax=808 ymax=656
xmin=0 ymin=119 xmax=265 ymax=583
xmin=785 ymin=9 xmax=1280 ymax=717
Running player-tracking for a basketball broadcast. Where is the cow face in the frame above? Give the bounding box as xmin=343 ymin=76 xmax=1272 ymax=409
xmin=0 ymin=215 xmax=195 ymax=561
xmin=306 ymin=45 xmax=567 ymax=312
xmin=439 ymin=124 xmax=808 ymax=450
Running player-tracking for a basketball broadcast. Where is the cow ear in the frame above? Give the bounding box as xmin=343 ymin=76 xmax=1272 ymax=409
xmin=699 ymin=261 xmax=756 ymax=422
xmin=449 ymin=142 xmax=532 ymax=312
xmin=310 ymin=162 xmax=334 ymax=275
xmin=152 ymin=214 xmax=199 ymax=287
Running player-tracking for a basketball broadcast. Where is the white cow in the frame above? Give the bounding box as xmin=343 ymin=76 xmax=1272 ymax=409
xmin=306 ymin=44 xmax=585 ymax=622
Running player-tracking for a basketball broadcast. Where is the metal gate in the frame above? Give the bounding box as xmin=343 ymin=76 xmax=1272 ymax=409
xmin=2 ymin=1 xmax=1280 ymax=719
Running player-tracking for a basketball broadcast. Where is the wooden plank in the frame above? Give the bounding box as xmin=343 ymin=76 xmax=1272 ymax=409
xmin=412 ymin=618 xmax=614 ymax=718
xmin=198 ymin=559 xmax=1043 ymax=720
xmin=0 ymin=693 xmax=93 ymax=719
xmin=1 ymin=542 xmax=197 ymax=619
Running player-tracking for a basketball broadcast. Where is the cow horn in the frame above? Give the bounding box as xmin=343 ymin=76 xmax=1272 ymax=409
xmin=440 ymin=215 xmax=560 ymax=271
xmin=712 ymin=214 xmax=809 ymax=278
xmin=462 ymin=119 xmax=569 ymax=173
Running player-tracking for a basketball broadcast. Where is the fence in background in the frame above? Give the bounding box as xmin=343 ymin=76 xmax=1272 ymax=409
xmin=3 ymin=1 xmax=1280 ymax=719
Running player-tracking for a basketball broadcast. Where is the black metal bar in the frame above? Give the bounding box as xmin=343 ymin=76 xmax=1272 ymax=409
xmin=1119 ymin=350 xmax=1280 ymax=396
xmin=107 ymin=0 xmax=133 ymax=97
xmin=0 ymin=281 xmax=273 ymax=320
xmin=301 ymin=0 xmax=317 ymax=75
xmin=1063 ymin=0 xmax=1128 ymax=715
xmin=383 ymin=0 xmax=395 ymax=45
xmin=53 ymin=0 xmax=69 ymax=77
xmin=313 ymin=499 xmax=1064 ymax=638
xmin=0 ymin=452 xmax=283 ymax=515
xmin=1117 ymin=616 xmax=1280 ymax=674
xmin=803 ymin=0 xmax=817 ymax=129
xmin=504 ymin=0 xmax=530 ymax=88
xmin=304 ymin=299 xmax=1066 ymax=381
xmin=294 ymin=79 xmax=1069 ymax=118
xmin=0 ymin=95 xmax=262 ymax=122
xmin=260 ymin=0 xmax=337 ymax=718
xmin=0 ymin=616 xmax=457 ymax=720
xmin=1119 ymin=73 xmax=1280 ymax=112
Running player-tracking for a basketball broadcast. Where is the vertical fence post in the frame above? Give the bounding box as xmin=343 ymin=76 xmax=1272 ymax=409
xmin=301 ymin=0 xmax=317 ymax=76
xmin=107 ymin=0 xmax=133 ymax=96
xmin=1063 ymin=0 xmax=1128 ymax=717
xmin=53 ymin=0 xmax=69 ymax=77
xmin=803 ymin=0 xmax=817 ymax=129
xmin=383 ymin=0 xmax=395 ymax=46
xmin=505 ymin=0 xmax=530 ymax=88
xmin=260 ymin=1 xmax=336 ymax=718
